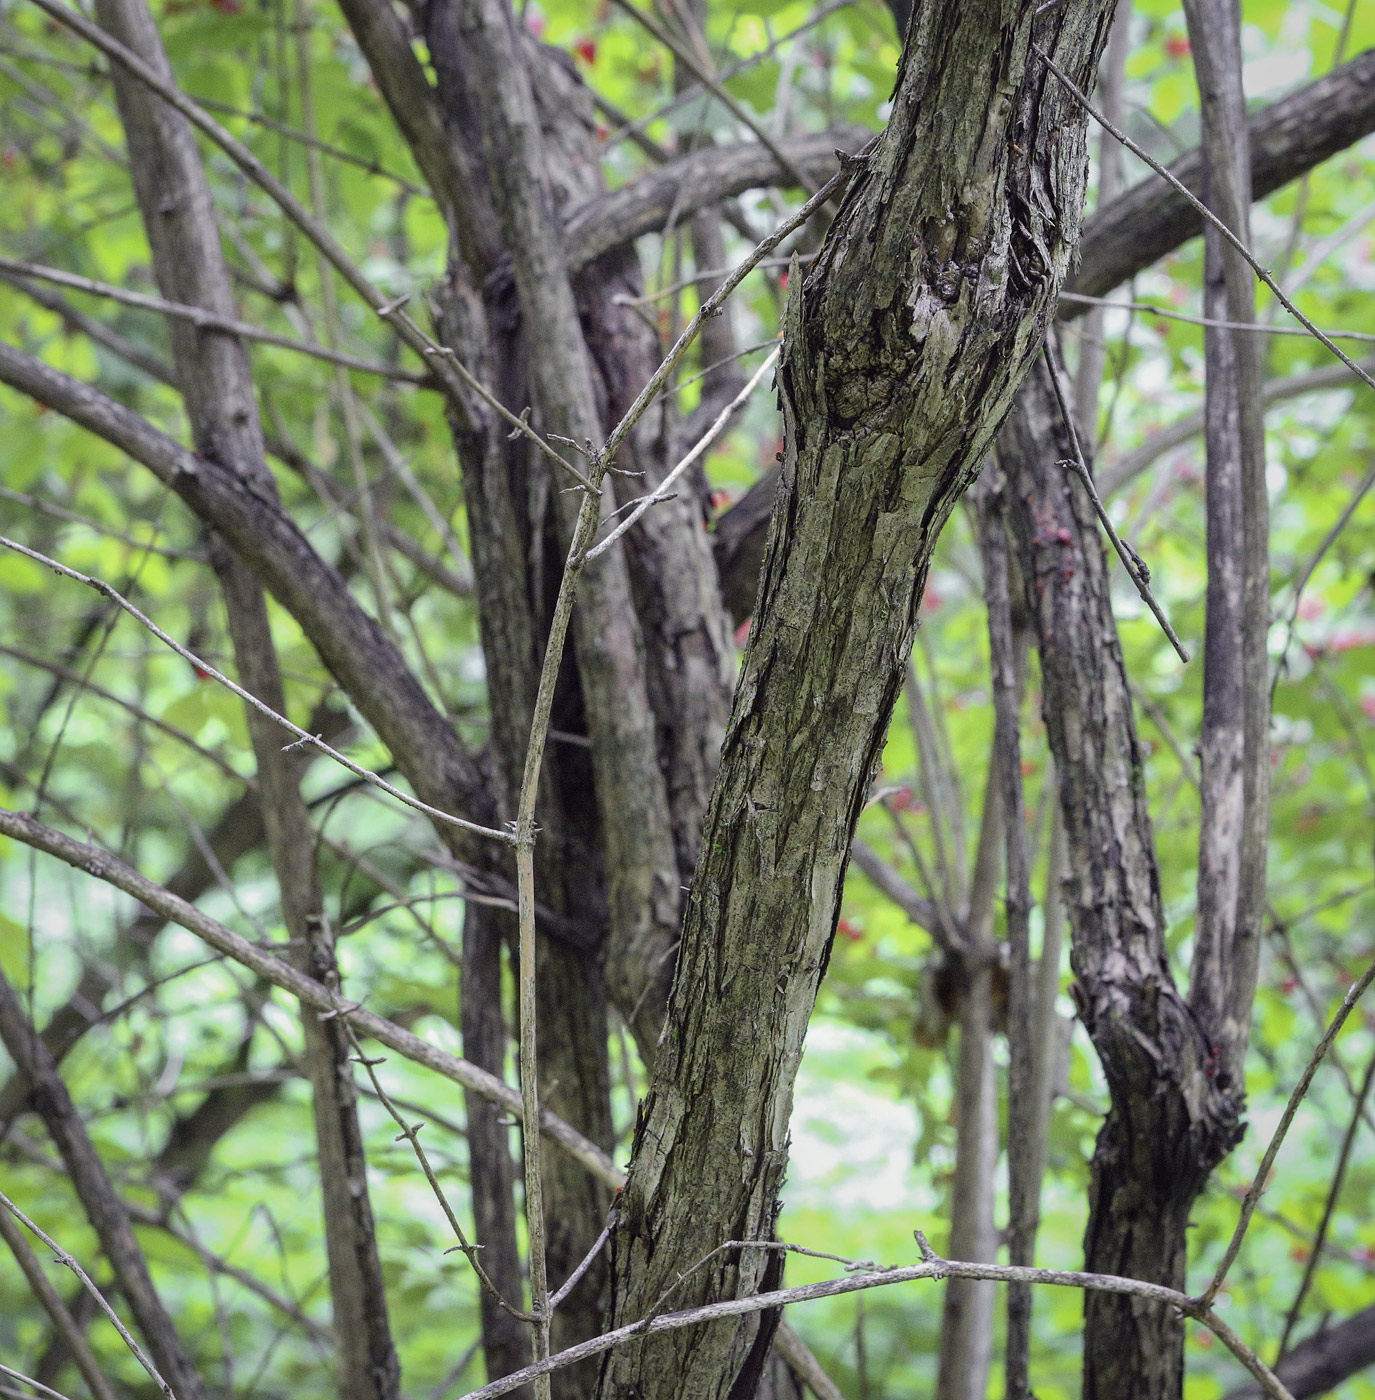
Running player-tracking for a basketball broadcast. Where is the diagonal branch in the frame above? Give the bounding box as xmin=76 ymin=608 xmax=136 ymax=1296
xmin=0 ymin=804 xmax=621 ymax=1188
xmin=1065 ymin=48 xmax=1375 ymax=312
xmin=0 ymin=342 xmax=501 ymax=860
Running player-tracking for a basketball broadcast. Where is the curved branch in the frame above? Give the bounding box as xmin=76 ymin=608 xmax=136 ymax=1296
xmin=0 ymin=340 xmax=496 ymax=854
xmin=564 ymin=126 xmax=870 ymax=272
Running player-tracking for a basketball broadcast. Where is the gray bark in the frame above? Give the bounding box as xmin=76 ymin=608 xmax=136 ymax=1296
xmin=1001 ymin=354 xmax=1243 ymax=1400
xmin=1181 ymin=0 xmax=1270 ymax=1089
xmin=597 ymin=7 xmax=1116 ymax=1399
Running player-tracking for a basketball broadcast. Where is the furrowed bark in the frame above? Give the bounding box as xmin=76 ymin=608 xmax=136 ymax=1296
xmin=1001 ymin=354 xmax=1242 ymax=1400
xmin=1181 ymin=0 xmax=1270 ymax=1090
xmin=597 ymin=7 xmax=1116 ymax=1400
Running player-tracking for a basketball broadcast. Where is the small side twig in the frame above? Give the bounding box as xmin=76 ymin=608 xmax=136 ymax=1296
xmin=549 ymin=1219 xmax=615 ymax=1311
xmin=0 ymin=1189 xmax=172 ymax=1400
xmin=587 ymin=344 xmax=780 ymax=560
xmin=340 ymin=1021 xmax=536 ymax=1322
xmin=1042 ymin=344 xmax=1191 ymax=663
xmin=1196 ymin=955 xmax=1375 ymax=1311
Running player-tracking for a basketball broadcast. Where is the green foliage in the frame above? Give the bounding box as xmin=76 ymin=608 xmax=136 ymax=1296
xmin=0 ymin=0 xmax=1372 ymax=1396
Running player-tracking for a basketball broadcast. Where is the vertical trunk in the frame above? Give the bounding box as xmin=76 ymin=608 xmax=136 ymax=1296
xmin=1000 ymin=354 xmax=1242 ymax=1400
xmin=599 ymin=7 xmax=1116 ymax=1399
xmin=86 ymin=0 xmax=402 ymax=1390
xmin=980 ymin=477 xmax=1036 ymax=1400
xmin=1181 ymin=0 xmax=1270 ymax=1087
xmin=935 ymin=966 xmax=999 ymax=1400
xmin=936 ymin=761 xmax=1001 ymax=1400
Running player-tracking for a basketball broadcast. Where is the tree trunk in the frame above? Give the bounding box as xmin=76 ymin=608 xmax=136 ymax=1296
xmin=1000 ymin=354 xmax=1243 ymax=1400
xmin=597 ymin=7 xmax=1116 ymax=1399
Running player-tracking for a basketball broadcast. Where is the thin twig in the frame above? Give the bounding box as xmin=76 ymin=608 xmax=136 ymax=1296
xmin=0 ymin=1207 xmax=119 ymax=1400
xmin=1059 ymin=289 xmax=1375 ymax=343
xmin=1196 ymin=955 xmax=1375 ymax=1310
xmin=0 ymin=536 xmax=513 ymax=844
xmin=603 ymin=0 xmax=816 ymax=195
xmin=602 ymin=150 xmax=869 ymax=468
xmin=549 ymin=1219 xmax=614 ymax=1311
xmin=587 ymin=345 xmax=780 ymax=559
xmin=452 ymin=1238 xmax=1295 ymax=1400
xmin=21 ymin=0 xmax=522 ymax=425
xmin=0 ymin=805 xmax=620 ymax=1186
xmin=1274 ymin=1044 xmax=1375 ymax=1362
xmin=1035 ymin=44 xmax=1375 ymax=401
xmin=1042 ymin=344 xmax=1191 ymax=662
xmin=0 ymin=257 xmax=431 ymax=382
xmin=601 ymin=0 xmax=853 ymax=154
xmin=0 ymin=1189 xmax=174 ymax=1400
xmin=1272 ymin=457 xmax=1375 ymax=693
xmin=340 ymin=1022 xmax=535 ymax=1321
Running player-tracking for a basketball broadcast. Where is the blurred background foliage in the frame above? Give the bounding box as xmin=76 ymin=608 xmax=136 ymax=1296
xmin=0 ymin=0 xmax=1372 ymax=1395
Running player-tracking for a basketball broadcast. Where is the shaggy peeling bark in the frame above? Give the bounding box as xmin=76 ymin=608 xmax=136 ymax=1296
xmin=597 ymin=6 xmax=1115 ymax=1400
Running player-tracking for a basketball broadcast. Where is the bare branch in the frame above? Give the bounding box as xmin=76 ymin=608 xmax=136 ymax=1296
xmin=454 ymin=1242 xmax=1295 ymax=1400
xmin=0 ymin=257 xmax=432 ymax=382
xmin=1197 ymin=955 xmax=1375 ymax=1310
xmin=0 ymin=805 xmax=620 ymax=1187
xmin=0 ymin=535 xmax=510 ymax=845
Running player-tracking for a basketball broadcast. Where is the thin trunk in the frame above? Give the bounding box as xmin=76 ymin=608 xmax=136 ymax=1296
xmin=1181 ymin=0 xmax=1270 ymax=1088
xmin=1027 ymin=793 xmax=1067 ymax=1205
xmin=935 ymin=760 xmax=1002 ymax=1400
xmin=462 ymin=904 xmax=532 ymax=1390
xmin=979 ymin=476 xmax=1035 ymax=1400
xmin=1001 ymin=353 xmax=1242 ymax=1400
xmin=87 ymin=0 xmax=403 ymax=1384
